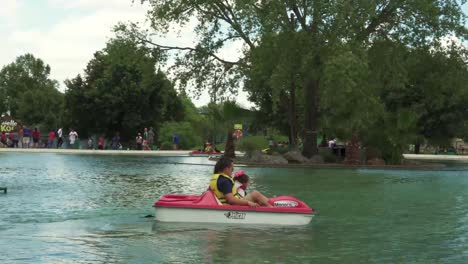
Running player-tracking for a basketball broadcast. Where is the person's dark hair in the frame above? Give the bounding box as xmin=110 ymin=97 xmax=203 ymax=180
xmin=214 ymin=156 xmax=233 ymax=174
xmin=235 ymin=173 xmax=249 ymax=184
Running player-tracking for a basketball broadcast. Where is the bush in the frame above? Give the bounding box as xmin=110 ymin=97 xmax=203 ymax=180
xmin=159 ymin=141 xmax=173 ymax=150
xmin=236 ymin=136 xmax=269 ymax=152
xmin=318 ymin=147 xmax=339 ymax=163
xmin=159 ymin=121 xmax=202 ymax=150
xmin=237 ymin=139 xmax=259 ymax=158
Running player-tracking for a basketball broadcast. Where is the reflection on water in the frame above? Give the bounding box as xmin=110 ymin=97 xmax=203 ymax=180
xmin=151 ymin=222 xmax=317 ymax=263
xmin=0 ymin=153 xmax=467 ymax=263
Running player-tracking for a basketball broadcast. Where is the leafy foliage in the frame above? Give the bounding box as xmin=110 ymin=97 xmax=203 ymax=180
xmin=122 ymin=0 xmax=467 ymax=162
xmin=0 ymin=54 xmax=63 ymax=129
xmin=64 ymin=37 xmax=183 ymax=139
xmin=158 ymin=121 xmax=202 ymax=150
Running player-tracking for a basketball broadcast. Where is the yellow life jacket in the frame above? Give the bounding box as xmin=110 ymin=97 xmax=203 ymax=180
xmin=209 ymin=173 xmax=241 ymax=204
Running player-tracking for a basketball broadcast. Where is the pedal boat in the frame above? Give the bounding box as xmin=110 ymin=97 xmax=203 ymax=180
xmin=153 ymin=191 xmax=314 ymax=225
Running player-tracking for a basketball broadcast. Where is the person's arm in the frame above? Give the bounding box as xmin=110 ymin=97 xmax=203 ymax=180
xmin=225 ymin=193 xmax=258 ymax=207
xmin=218 ymin=178 xmax=258 ymax=207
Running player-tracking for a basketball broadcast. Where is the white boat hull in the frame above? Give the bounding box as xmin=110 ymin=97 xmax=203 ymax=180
xmin=155 ymin=207 xmax=313 ymax=226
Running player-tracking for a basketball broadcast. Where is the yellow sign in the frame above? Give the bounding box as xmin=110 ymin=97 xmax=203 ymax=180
xmin=234 ymin=124 xmax=242 ymax=130
xmin=1 ymin=120 xmax=18 ymax=133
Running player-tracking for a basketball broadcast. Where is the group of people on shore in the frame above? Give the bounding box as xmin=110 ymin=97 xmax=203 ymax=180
xmin=0 ymin=127 xmax=79 ymax=149
xmin=135 ymin=127 xmax=155 ymax=150
xmin=1 ymin=126 xmax=163 ymax=151
xmin=86 ymin=133 xmax=123 ymax=150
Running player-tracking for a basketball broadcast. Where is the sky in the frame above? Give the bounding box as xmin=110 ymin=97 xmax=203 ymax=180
xmin=0 ymin=0 xmax=250 ymax=107
xmin=0 ymin=0 xmax=467 ymax=108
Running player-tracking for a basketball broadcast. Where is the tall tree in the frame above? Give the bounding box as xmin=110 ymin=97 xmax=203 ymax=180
xmin=377 ymin=43 xmax=468 ymax=153
xmin=121 ymin=0 xmax=467 ymax=158
xmin=0 ymin=54 xmax=63 ymax=128
xmin=64 ymin=37 xmax=183 ymax=139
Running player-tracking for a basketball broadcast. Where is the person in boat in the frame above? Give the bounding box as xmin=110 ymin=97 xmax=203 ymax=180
xmin=209 ymin=156 xmax=272 ymax=207
xmin=233 ymin=170 xmax=249 ymax=197
xmin=233 ymin=170 xmax=272 ymax=208
xmin=204 ymin=142 xmax=213 ymax=153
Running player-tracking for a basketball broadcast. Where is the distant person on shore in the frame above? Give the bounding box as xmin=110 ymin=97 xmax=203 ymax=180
xmin=69 ymin=129 xmax=78 ymax=149
xmin=87 ymin=137 xmax=94 ymax=149
xmin=136 ymin=132 xmax=143 ymax=150
xmin=32 ymin=128 xmax=40 ymax=148
xmin=173 ymin=133 xmax=179 ymax=150
xmin=1 ymin=131 xmax=7 ymax=146
xmin=56 ymin=128 xmax=63 ymax=148
xmin=22 ymin=126 xmax=31 ymax=148
xmin=10 ymin=129 xmax=19 ymax=148
xmin=268 ymin=137 xmax=274 ymax=149
xmin=142 ymin=128 xmax=149 ymax=150
xmin=98 ymin=136 xmax=104 ymax=150
xmin=48 ymin=129 xmax=55 ymax=148
xmin=18 ymin=126 xmax=24 ymax=148
xmin=148 ymin=127 xmax=155 ymax=150
xmin=112 ymin=132 xmax=120 ymax=150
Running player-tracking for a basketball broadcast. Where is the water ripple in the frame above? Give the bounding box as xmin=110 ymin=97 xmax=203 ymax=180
xmin=1 ymin=153 xmax=467 ymax=263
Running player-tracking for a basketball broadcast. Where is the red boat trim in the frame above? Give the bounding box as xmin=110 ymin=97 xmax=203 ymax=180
xmin=153 ymin=204 xmax=314 ymax=215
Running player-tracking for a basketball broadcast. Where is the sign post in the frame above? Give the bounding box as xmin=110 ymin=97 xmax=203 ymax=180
xmin=233 ymin=124 xmax=243 ymax=140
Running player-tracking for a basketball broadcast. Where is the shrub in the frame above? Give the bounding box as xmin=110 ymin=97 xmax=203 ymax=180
xmin=237 ymin=136 xmax=269 ymax=151
xmin=237 ymin=139 xmax=259 ymax=158
xmin=159 ymin=121 xmax=202 ymax=150
xmin=318 ymin=147 xmax=340 ymax=163
xmin=159 ymin=141 xmax=173 ymax=150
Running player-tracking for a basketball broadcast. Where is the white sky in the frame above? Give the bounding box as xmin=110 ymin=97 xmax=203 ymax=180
xmin=0 ymin=0 xmax=466 ymax=108
xmin=0 ymin=0 xmax=252 ymax=108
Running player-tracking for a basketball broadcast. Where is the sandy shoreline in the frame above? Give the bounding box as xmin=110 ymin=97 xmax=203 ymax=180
xmin=403 ymin=153 xmax=468 ymax=161
xmin=0 ymin=148 xmax=191 ymax=156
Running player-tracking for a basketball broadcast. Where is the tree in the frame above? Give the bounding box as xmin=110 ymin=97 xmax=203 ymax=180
xmin=0 ymin=54 xmax=64 ymax=128
xmin=159 ymin=95 xmax=210 ymax=150
xmin=373 ymin=42 xmax=468 ymax=155
xmin=121 ymin=0 xmax=467 ymax=159
xmin=212 ymin=101 xmax=255 ymax=157
xmin=244 ymin=32 xmax=302 ymax=147
xmin=64 ymin=37 xmax=183 ymax=140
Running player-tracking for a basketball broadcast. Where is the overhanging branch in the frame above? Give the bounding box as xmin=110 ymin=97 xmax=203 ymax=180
xmin=136 ymin=35 xmax=241 ymax=66
xmin=360 ymin=2 xmax=397 ymax=41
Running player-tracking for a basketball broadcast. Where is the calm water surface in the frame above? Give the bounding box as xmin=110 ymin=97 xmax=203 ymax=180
xmin=0 ymin=153 xmax=467 ymax=263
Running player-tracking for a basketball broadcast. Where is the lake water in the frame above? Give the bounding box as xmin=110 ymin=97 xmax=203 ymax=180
xmin=0 ymin=153 xmax=467 ymax=263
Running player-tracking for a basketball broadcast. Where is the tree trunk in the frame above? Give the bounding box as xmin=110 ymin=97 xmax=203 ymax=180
xmin=414 ymin=143 xmax=420 ymax=154
xmin=345 ymin=133 xmax=361 ymax=165
xmin=224 ymin=130 xmax=236 ymax=159
xmin=287 ymin=81 xmax=298 ymax=148
xmin=302 ymin=78 xmax=319 ymax=158
xmin=319 ymin=134 xmax=327 ymax=147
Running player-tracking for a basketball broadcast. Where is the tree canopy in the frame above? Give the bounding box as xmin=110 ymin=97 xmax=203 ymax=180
xmin=64 ymin=37 xmax=183 ymax=139
xmin=121 ymin=0 xmax=468 ymax=161
xmin=0 ymin=54 xmax=63 ymax=128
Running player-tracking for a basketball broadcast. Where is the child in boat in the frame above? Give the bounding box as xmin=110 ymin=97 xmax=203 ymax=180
xmin=233 ymin=170 xmax=249 ymax=197
xmin=233 ymin=170 xmax=273 ymax=207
